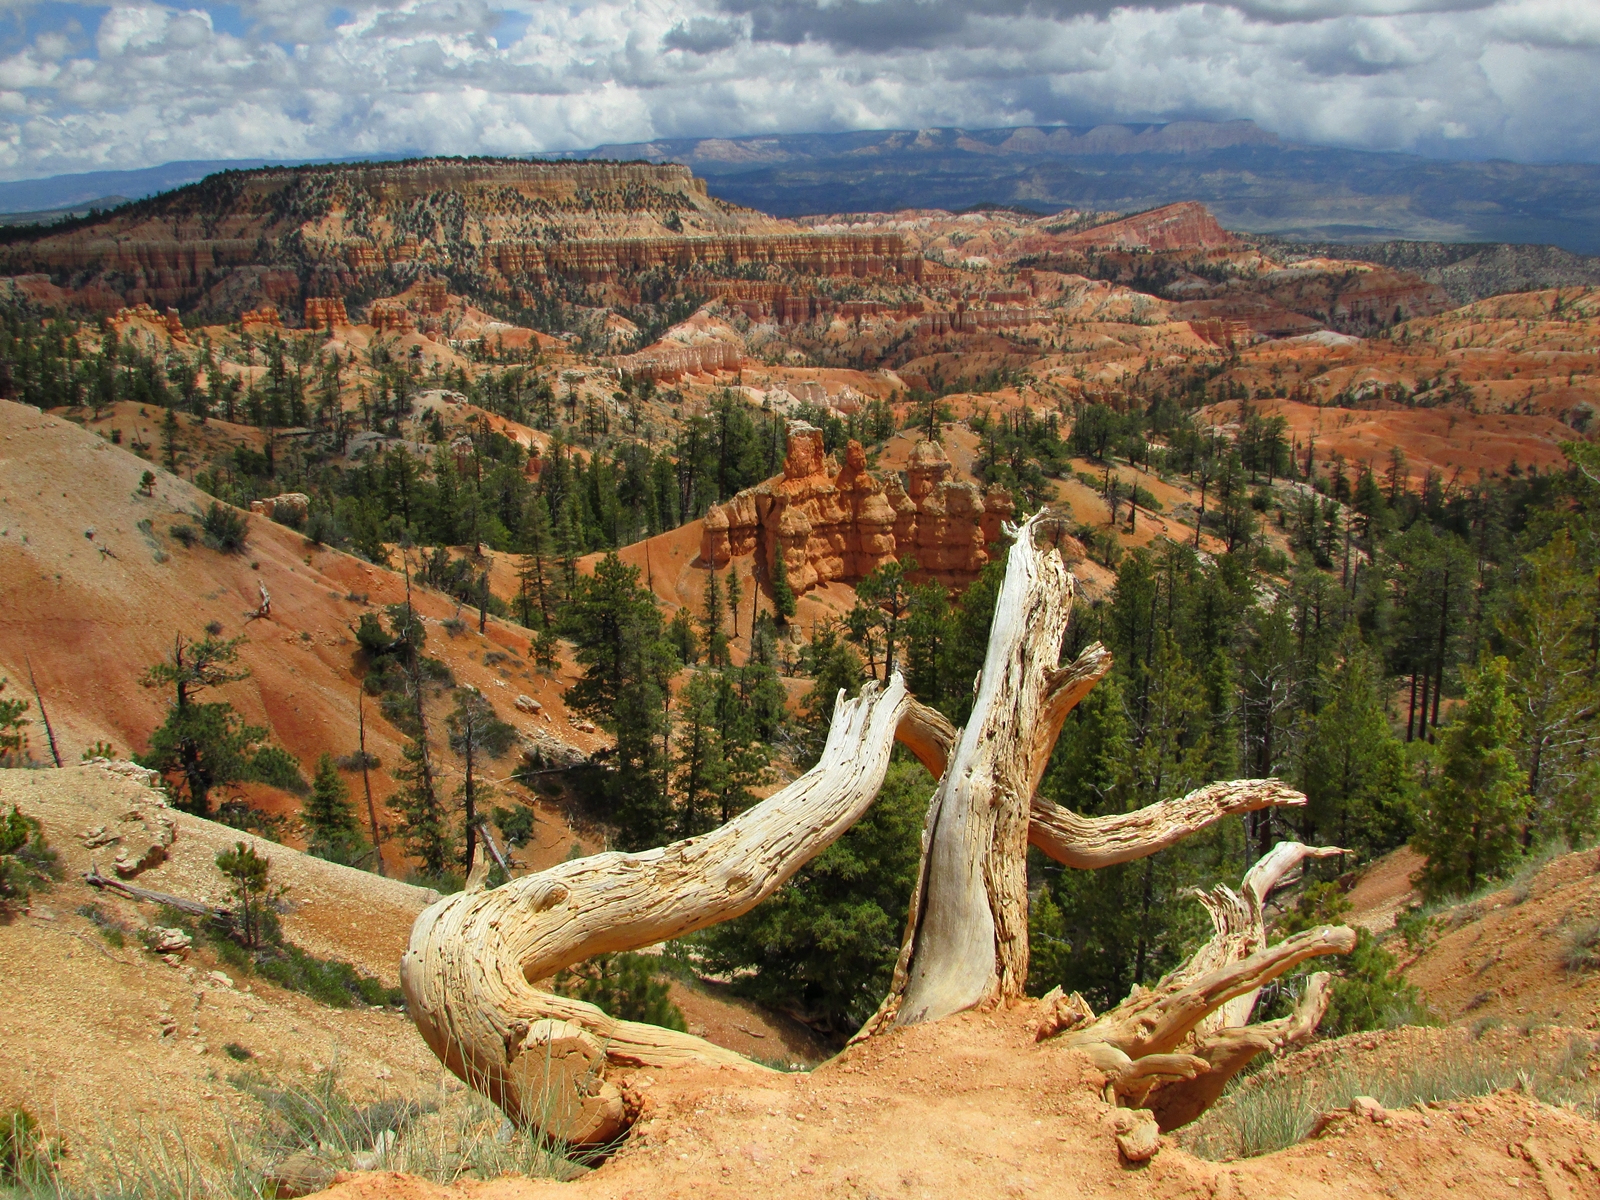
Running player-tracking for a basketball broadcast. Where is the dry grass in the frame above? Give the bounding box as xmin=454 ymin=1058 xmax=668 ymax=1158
xmin=0 ymin=1061 xmax=601 ymax=1200
xmin=1182 ymin=1034 xmax=1600 ymax=1161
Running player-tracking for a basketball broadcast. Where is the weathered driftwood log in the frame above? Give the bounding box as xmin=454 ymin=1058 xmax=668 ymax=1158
xmin=400 ymin=676 xmax=926 ymax=1144
xmin=1036 ymin=841 xmax=1354 ymax=1130
xmin=402 ymin=511 xmax=1351 ymax=1143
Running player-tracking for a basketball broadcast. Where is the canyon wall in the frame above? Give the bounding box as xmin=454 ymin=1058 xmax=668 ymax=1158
xmin=701 ymin=423 xmax=1014 ymax=594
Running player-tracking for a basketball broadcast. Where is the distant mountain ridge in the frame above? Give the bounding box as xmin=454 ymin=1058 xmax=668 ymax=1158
xmin=549 ymin=124 xmax=1600 ymax=255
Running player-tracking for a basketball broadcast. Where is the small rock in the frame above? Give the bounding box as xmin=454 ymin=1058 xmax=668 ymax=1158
xmin=145 ymin=926 xmax=193 ymax=956
xmin=514 ymin=693 xmax=542 ymax=714
xmin=206 ymin=970 xmax=235 ymax=989
xmin=82 ymin=824 xmax=120 ymax=848
xmin=1111 ymin=1109 xmax=1160 ymax=1162
xmin=263 ymin=1151 xmax=337 ymax=1199
xmin=1351 ymin=1095 xmax=1388 ymax=1122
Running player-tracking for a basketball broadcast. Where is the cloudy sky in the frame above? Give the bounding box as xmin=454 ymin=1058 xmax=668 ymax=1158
xmin=0 ymin=0 xmax=1595 ymax=181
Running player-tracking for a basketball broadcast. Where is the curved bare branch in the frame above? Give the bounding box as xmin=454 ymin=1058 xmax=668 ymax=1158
xmin=1030 ymin=780 xmax=1309 ymax=869
xmin=400 ymin=676 xmax=917 ymax=1142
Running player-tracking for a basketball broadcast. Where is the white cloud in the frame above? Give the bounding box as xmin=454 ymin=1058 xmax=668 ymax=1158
xmin=0 ymin=0 xmax=1592 ymax=180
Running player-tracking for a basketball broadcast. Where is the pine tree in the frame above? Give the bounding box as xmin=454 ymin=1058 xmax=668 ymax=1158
xmin=303 ymin=752 xmax=365 ymax=865
xmin=517 ymin=495 xmax=557 ymax=628
xmin=1498 ymin=531 xmax=1600 ymax=843
xmin=391 ymin=576 xmax=452 ymax=879
xmin=1413 ymin=656 xmax=1531 ymax=900
xmin=673 ymin=672 xmax=725 ymax=837
xmin=1296 ymin=642 xmax=1413 ymax=855
xmin=726 ymin=568 xmax=743 ymax=640
xmin=703 ymin=568 xmax=728 ymax=668
xmin=770 ymin=544 xmax=796 ymax=625
xmin=393 ymin=728 xmax=452 ymax=880
xmin=446 ymin=689 xmax=517 ymax=876
xmin=561 ymin=553 xmax=675 ymax=847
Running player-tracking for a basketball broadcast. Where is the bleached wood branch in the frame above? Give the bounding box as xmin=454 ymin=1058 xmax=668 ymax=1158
xmin=1029 ymin=780 xmax=1309 ymax=869
xmin=400 ymin=676 xmax=917 ymax=1143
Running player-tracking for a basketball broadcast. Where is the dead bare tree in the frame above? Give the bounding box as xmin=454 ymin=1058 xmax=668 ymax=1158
xmin=399 ymin=512 xmax=1354 ymax=1144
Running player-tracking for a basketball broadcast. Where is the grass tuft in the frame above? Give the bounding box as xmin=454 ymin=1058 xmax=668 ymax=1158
xmin=1183 ymin=1034 xmax=1600 ymax=1161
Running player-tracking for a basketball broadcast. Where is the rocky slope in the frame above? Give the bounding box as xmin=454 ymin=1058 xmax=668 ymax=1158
xmin=0 ymin=399 xmax=601 ymax=868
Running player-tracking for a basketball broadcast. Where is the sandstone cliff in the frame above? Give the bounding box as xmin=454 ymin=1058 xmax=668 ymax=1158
xmin=701 ymin=423 xmax=1013 ymax=594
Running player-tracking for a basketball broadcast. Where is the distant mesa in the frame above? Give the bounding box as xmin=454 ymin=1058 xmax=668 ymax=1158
xmin=701 ymin=421 xmax=1014 ymax=596
xmin=0 ymin=157 xmax=925 ymax=320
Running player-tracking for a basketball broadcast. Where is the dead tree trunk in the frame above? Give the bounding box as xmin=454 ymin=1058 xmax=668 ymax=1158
xmin=401 ymin=512 xmax=1352 ymax=1143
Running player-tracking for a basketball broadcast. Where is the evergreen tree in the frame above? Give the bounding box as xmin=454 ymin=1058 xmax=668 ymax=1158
xmin=516 ymin=495 xmax=556 ymax=628
xmin=447 ymin=689 xmax=518 ymax=875
xmin=726 ymin=567 xmax=743 ymax=640
xmin=1498 ymin=531 xmax=1600 ymax=843
xmin=393 ymin=727 xmax=452 ymax=880
xmin=303 ymin=752 xmax=365 ymax=865
xmin=1413 ymin=656 xmax=1532 ymax=899
xmin=800 ymin=622 xmax=866 ymax=762
xmin=137 ymin=633 xmax=302 ymax=815
xmin=703 ymin=568 xmax=728 ymax=668
xmin=857 ymin=559 xmax=914 ymax=679
xmin=673 ymin=671 xmax=725 ymax=837
xmin=561 ymin=553 xmax=675 ymax=846
xmin=1296 ymin=641 xmax=1413 ymax=855
xmin=770 ymin=545 xmax=796 ymax=625
xmin=215 ymin=841 xmax=274 ymax=948
xmin=0 ymin=680 xmax=28 ymax=767
xmin=665 ymin=606 xmax=700 ymax=666
xmin=697 ymin=760 xmax=932 ymax=1038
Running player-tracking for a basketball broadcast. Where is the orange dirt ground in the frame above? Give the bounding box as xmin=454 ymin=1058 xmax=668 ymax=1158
xmin=309 ymin=1004 xmax=1600 ymax=1200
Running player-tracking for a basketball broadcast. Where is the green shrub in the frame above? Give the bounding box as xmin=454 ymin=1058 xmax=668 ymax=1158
xmin=1562 ymin=920 xmax=1600 ymax=973
xmin=253 ymin=945 xmax=403 ymax=1009
xmin=0 ymin=807 xmax=61 ymax=912
xmin=201 ymin=502 xmax=248 ymax=552
xmin=77 ymin=902 xmax=129 ymax=948
xmin=232 ymin=1067 xmax=423 ymax=1158
xmin=492 ymin=803 xmax=535 ymax=849
xmin=1322 ymin=928 xmax=1431 ymax=1035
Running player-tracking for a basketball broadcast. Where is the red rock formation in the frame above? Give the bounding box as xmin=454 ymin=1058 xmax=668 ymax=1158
xmin=240 ymin=306 xmax=282 ymax=330
xmin=613 ymin=340 xmax=741 ymax=383
xmin=304 ymin=297 xmax=349 ymax=329
xmin=410 ymin=279 xmax=449 ymax=313
xmin=701 ymin=423 xmax=1010 ymax=595
xmin=112 ymin=303 xmax=187 ymax=342
xmin=367 ymin=300 xmax=414 ymax=333
xmin=1057 ymin=202 xmax=1236 ymax=253
xmin=481 ymin=232 xmax=922 ymax=289
xmin=1188 ymin=318 xmax=1252 ymax=348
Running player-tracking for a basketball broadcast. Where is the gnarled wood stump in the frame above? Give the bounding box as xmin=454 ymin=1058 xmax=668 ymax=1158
xmin=400 ymin=512 xmax=1354 ymax=1143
